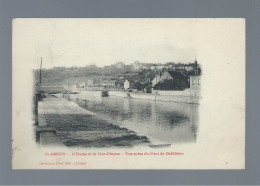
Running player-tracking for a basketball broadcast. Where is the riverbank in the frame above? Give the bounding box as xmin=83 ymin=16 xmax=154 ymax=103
xmin=72 ymin=90 xmax=199 ymax=104
xmin=108 ymin=91 xmax=199 ymax=104
xmin=37 ymin=95 xmax=150 ymax=147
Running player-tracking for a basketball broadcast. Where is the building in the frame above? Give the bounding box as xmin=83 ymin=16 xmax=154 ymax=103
xmin=102 ymin=80 xmax=117 ymax=87
xmin=189 ymin=69 xmax=201 ymax=97
xmin=117 ymin=80 xmax=124 ymax=89
xmin=124 ymin=80 xmax=144 ymax=91
xmin=124 ymin=80 xmax=130 ymax=90
xmin=156 ymin=65 xmax=165 ymax=70
xmin=87 ymin=79 xmax=94 ymax=87
xmin=185 ymin=65 xmax=194 ymax=71
xmin=150 ymin=65 xmax=156 ymax=70
xmin=153 ymin=71 xmax=189 ymax=91
xmin=152 ymin=74 xmax=161 ymax=87
xmin=167 ymin=64 xmax=175 ymax=70
xmin=142 ymin=65 xmax=149 ymax=70
xmin=115 ymin=62 xmax=125 ymax=69
xmin=86 ymin=78 xmax=103 ymax=87
xmin=78 ymin=82 xmax=85 ymax=88
xmin=133 ymin=61 xmax=143 ymax=71
xmin=175 ymin=64 xmax=185 ymax=70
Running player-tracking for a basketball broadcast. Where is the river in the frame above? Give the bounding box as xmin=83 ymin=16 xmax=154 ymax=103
xmin=71 ymin=91 xmax=199 ymax=145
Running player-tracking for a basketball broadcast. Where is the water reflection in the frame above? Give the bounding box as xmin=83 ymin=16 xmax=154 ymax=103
xmin=75 ymin=93 xmax=199 ymax=144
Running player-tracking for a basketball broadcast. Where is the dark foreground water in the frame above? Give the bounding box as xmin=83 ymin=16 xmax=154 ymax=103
xmin=73 ymin=93 xmax=199 ymax=145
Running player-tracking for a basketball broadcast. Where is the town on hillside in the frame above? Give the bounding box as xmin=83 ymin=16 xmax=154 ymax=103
xmin=36 ymin=60 xmax=201 ymax=97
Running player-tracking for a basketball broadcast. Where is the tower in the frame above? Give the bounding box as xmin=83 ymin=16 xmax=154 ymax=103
xmin=194 ymin=58 xmax=198 ymax=69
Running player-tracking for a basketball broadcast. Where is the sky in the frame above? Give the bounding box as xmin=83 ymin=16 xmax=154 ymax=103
xmin=13 ymin=19 xmax=201 ymax=69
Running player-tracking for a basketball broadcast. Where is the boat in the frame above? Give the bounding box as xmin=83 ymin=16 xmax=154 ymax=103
xmin=102 ymin=90 xmax=109 ymax=97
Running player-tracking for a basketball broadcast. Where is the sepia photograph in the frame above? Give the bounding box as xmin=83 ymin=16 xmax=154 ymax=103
xmin=12 ymin=18 xmax=245 ymax=169
xmin=33 ymin=51 xmax=201 ymax=148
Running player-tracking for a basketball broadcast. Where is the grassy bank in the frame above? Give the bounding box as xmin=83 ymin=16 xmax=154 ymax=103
xmin=44 ymin=114 xmax=150 ymax=148
xmin=38 ymin=95 xmax=150 ymax=147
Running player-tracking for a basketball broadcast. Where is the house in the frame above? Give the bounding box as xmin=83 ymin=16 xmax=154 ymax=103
xmin=175 ymin=63 xmax=186 ymax=70
xmin=124 ymin=80 xmax=144 ymax=91
xmin=78 ymin=82 xmax=85 ymax=88
xmin=124 ymin=80 xmax=130 ymax=90
xmin=86 ymin=78 xmax=103 ymax=87
xmin=167 ymin=64 xmax=175 ymax=70
xmin=133 ymin=61 xmax=143 ymax=71
xmin=185 ymin=66 xmax=194 ymax=71
xmin=142 ymin=65 xmax=149 ymax=70
xmin=153 ymin=71 xmax=189 ymax=91
xmin=117 ymin=80 xmax=124 ymax=89
xmin=152 ymin=74 xmax=161 ymax=87
xmin=189 ymin=69 xmax=201 ymax=97
xmin=87 ymin=79 xmax=94 ymax=87
xmin=156 ymin=65 xmax=165 ymax=70
xmin=150 ymin=65 xmax=156 ymax=70
xmin=102 ymin=80 xmax=117 ymax=87
xmin=115 ymin=62 xmax=125 ymax=69
xmin=143 ymin=82 xmax=152 ymax=93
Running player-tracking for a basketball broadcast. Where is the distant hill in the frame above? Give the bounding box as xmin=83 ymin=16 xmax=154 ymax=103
xmin=34 ymin=61 xmax=201 ymax=87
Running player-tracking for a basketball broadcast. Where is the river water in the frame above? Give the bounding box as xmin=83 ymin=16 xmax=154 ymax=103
xmin=72 ymin=92 xmax=199 ymax=145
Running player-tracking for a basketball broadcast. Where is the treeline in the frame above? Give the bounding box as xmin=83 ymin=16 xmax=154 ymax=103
xmin=34 ymin=61 xmax=201 ymax=87
xmin=33 ymin=64 xmax=134 ymax=86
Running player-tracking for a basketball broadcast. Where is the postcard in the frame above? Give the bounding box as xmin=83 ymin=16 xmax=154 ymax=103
xmin=12 ymin=18 xmax=245 ymax=169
